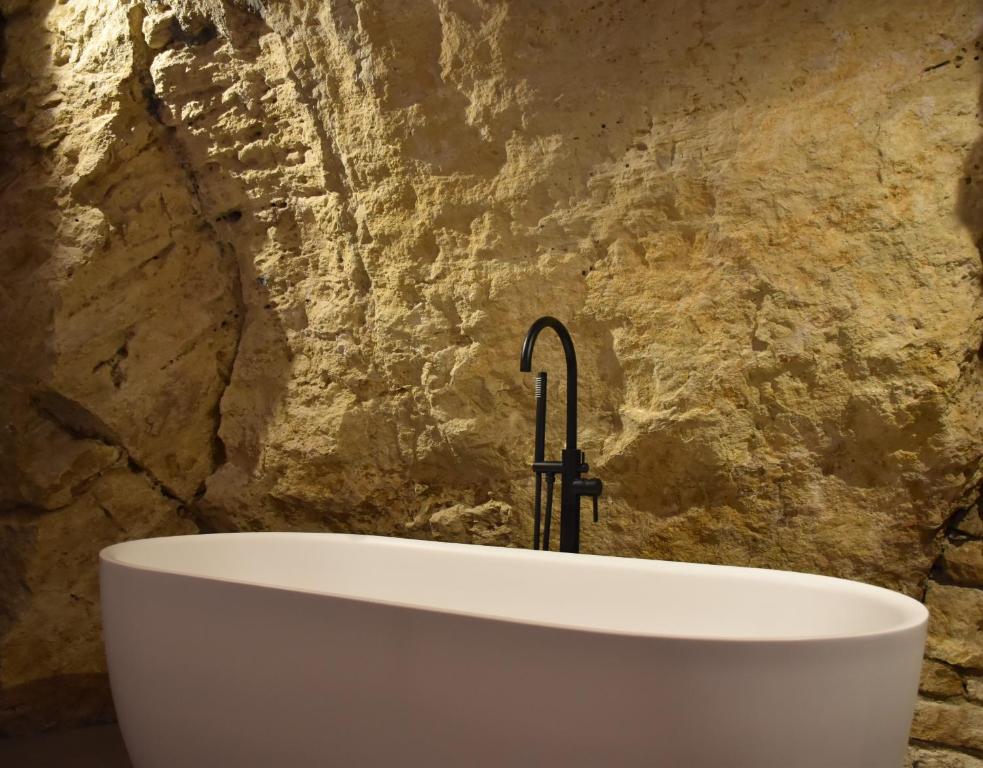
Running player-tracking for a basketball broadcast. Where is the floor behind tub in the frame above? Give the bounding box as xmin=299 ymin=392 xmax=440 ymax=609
xmin=0 ymin=724 xmax=132 ymax=767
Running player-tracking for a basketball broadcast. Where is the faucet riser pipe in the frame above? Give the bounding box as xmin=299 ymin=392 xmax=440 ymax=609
xmin=533 ymin=372 xmax=547 ymax=550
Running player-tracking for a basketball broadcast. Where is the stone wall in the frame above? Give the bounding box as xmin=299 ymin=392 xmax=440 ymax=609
xmin=0 ymin=0 xmax=981 ymax=761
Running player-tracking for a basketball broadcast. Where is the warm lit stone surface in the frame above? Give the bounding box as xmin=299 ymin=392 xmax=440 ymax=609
xmin=919 ymin=660 xmax=965 ymax=699
xmin=912 ymin=699 xmax=983 ymax=752
xmin=908 ymin=746 xmax=983 ymax=768
xmin=406 ymin=500 xmax=512 ymax=546
xmin=926 ymin=583 xmax=983 ymax=669
xmin=944 ymin=540 xmax=983 ymax=586
xmin=1 ymin=0 xmax=982 ymax=756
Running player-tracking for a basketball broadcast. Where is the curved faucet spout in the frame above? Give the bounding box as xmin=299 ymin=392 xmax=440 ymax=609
xmin=519 ymin=316 xmax=578 ymax=452
xmin=519 ymin=316 xmax=601 ymax=553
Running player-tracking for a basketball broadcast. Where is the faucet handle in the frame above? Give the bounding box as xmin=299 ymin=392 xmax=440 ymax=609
xmin=572 ymin=476 xmax=602 ymax=523
xmin=574 ymin=449 xmax=589 ymax=473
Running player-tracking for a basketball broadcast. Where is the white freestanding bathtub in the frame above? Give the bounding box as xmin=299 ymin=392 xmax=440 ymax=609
xmin=100 ymin=533 xmax=927 ymax=768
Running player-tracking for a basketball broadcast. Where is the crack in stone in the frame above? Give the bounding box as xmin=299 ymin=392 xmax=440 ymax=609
xmin=96 ymin=502 xmax=126 ymax=533
xmin=208 ymin=240 xmax=246 ymax=472
xmin=91 ymin=329 xmax=132 ymax=389
xmin=30 ymin=388 xmax=220 ymax=534
xmin=910 ymin=737 xmax=983 ymax=761
xmin=32 ymin=389 xmax=185 ymax=503
xmin=127 ymin=1 xmax=248 ymax=495
xmin=921 ymin=497 xmax=978 ymax=599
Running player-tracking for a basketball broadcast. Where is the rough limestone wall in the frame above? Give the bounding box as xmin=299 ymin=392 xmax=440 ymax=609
xmin=1 ymin=0 xmax=982 ymax=760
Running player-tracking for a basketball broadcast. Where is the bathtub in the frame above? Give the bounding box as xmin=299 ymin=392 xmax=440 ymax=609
xmin=100 ymin=533 xmax=926 ymax=768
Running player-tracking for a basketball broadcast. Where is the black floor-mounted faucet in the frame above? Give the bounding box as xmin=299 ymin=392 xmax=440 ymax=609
xmin=520 ymin=316 xmax=602 ymax=553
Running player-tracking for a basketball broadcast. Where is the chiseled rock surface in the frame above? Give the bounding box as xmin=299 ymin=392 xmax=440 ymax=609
xmin=912 ymin=699 xmax=983 ymax=753
xmin=926 ymin=583 xmax=983 ymax=669
xmin=407 ymin=500 xmax=512 ymax=546
xmin=908 ymin=747 xmax=983 ymax=768
xmin=944 ymin=540 xmax=983 ymax=586
xmin=919 ymin=660 xmax=965 ymax=699
xmin=1 ymin=0 xmax=983 ymax=757
xmin=957 ymin=508 xmax=983 ymax=537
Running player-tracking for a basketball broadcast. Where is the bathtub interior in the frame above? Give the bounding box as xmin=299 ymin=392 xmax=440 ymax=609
xmin=101 ymin=533 xmax=926 ymax=641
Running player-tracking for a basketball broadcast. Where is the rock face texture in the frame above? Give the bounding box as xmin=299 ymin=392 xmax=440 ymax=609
xmin=1 ymin=0 xmax=982 ymax=758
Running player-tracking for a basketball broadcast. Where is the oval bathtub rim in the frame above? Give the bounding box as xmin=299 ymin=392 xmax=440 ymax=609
xmin=99 ymin=531 xmax=929 ymax=645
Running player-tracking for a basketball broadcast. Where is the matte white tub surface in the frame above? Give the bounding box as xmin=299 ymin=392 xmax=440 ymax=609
xmin=100 ymin=533 xmax=927 ymax=768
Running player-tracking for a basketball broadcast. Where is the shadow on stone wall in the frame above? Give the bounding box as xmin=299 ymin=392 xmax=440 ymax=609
xmin=0 ymin=0 xmax=294 ymax=736
xmin=0 ymin=0 xmax=94 ymax=737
